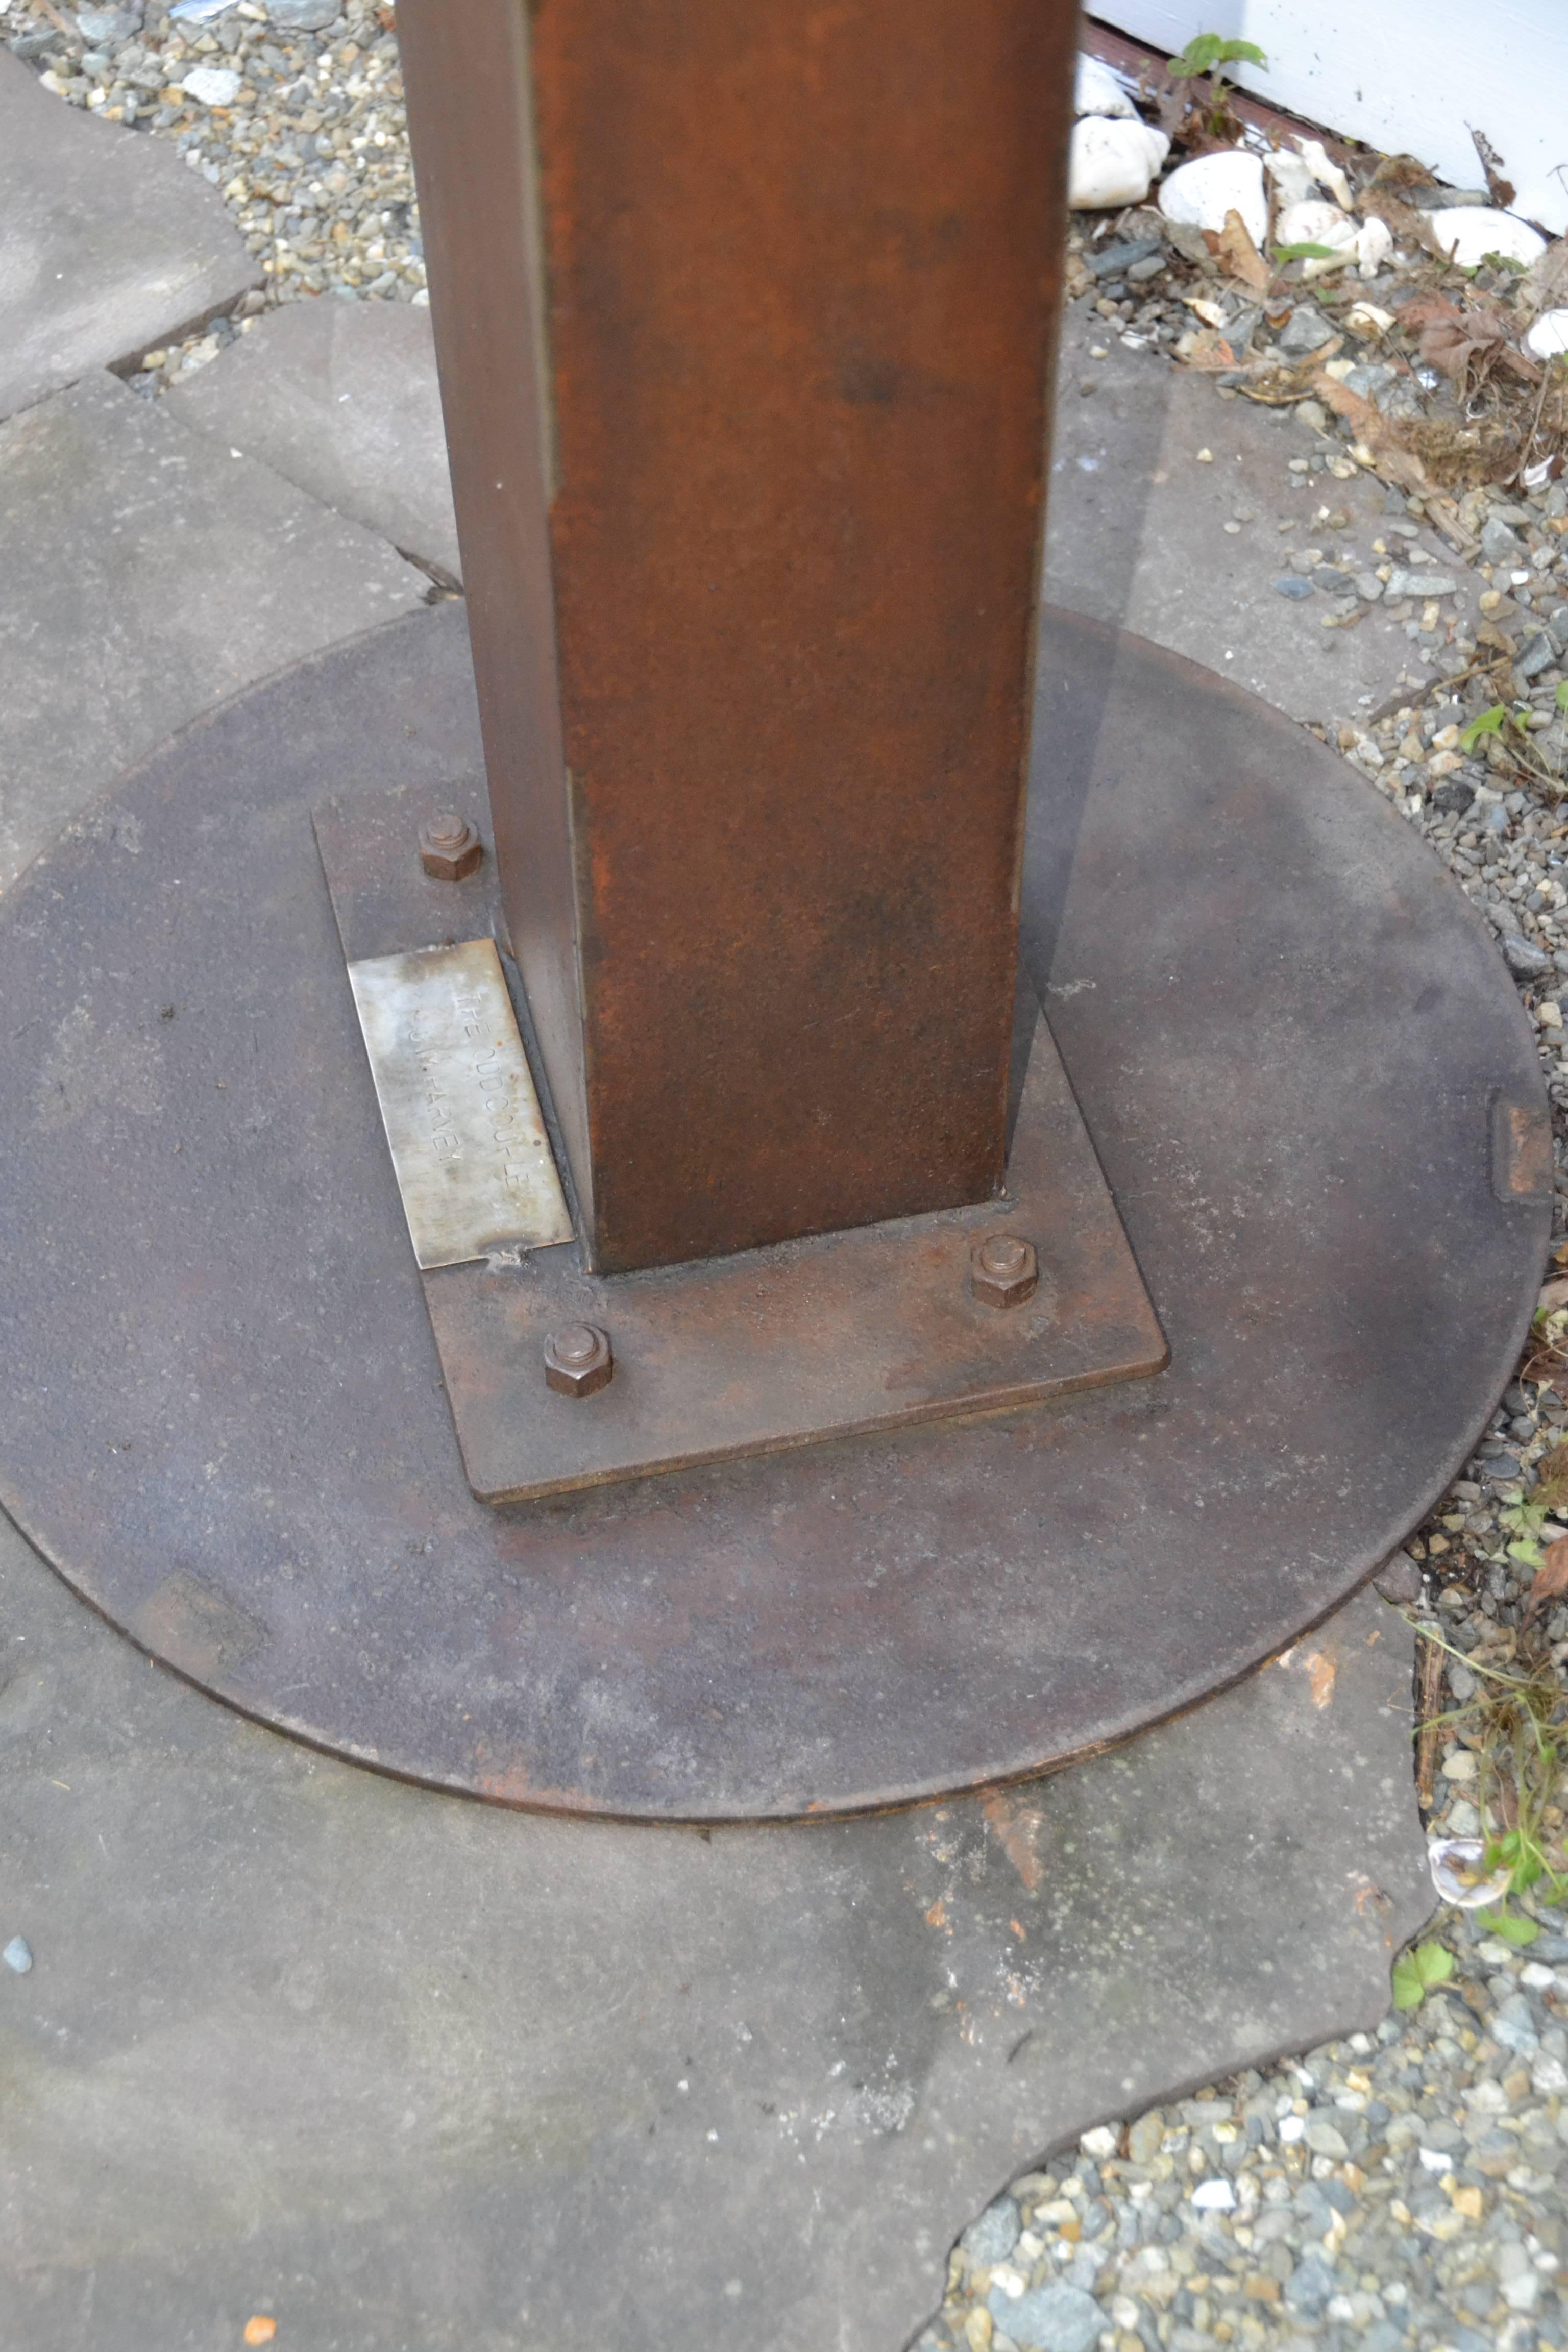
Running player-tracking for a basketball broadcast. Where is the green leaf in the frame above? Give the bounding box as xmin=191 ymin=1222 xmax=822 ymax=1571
xmin=1393 ymin=1942 xmax=1454 ymax=2006
xmin=1460 ymin=704 xmax=1508 ymax=751
xmin=1390 ymin=1954 xmax=1424 ymax=2008
xmin=1171 ymin=32 xmax=1267 ymax=74
xmin=1171 ymin=31 xmax=1220 ymax=72
xmin=1274 ymin=241 xmax=1339 ymax=260
xmin=1556 ymin=681 xmax=1568 ymax=712
xmin=1477 ymin=1906 xmax=1540 ymax=1946
xmin=1509 ymin=1538 xmax=1546 ymax=1570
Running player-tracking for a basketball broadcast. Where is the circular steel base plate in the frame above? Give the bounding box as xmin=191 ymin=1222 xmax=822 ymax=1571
xmin=0 ymin=606 xmax=1548 ymax=1819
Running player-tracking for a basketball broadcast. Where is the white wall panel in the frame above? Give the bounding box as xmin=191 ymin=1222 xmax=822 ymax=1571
xmin=1093 ymin=1 xmax=1568 ymax=235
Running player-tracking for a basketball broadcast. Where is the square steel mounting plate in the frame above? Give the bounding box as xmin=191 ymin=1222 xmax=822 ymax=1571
xmin=315 ymin=784 xmax=1167 ymax=1503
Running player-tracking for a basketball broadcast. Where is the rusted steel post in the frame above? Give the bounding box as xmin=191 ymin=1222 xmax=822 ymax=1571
xmin=397 ymin=0 xmax=1078 ymax=1276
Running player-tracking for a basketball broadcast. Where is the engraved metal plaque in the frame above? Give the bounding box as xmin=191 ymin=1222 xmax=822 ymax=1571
xmin=347 ymin=938 xmax=572 ymax=1268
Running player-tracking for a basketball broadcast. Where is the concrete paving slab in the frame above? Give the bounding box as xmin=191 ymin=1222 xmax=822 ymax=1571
xmin=0 ymin=1490 xmax=1427 ymax=2351
xmin=1045 ymin=304 xmax=1481 ymax=728
xmin=147 ymin=286 xmax=1472 ymax=730
xmin=167 ymin=298 xmax=462 ymax=581
xmin=0 ymin=371 xmax=429 ymax=889
xmin=0 ymin=53 xmax=258 ymax=422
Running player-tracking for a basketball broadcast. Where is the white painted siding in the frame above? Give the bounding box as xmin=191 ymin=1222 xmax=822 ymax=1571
xmin=1093 ymin=1 xmax=1568 ymax=235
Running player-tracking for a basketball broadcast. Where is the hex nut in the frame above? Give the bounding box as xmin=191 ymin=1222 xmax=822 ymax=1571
xmin=544 ymin=1322 xmax=614 ymax=1399
xmin=970 ymin=1232 xmax=1039 ymax=1310
xmin=418 ymin=810 xmax=483 ymax=881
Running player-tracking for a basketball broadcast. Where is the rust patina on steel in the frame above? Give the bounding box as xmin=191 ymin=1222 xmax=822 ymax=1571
xmin=315 ymin=781 xmax=1164 ymax=1501
xmin=418 ymin=1017 xmax=1165 ymax=1500
xmin=396 ymin=0 xmax=1079 ymax=1275
xmin=0 ymin=605 xmax=1551 ymax=1819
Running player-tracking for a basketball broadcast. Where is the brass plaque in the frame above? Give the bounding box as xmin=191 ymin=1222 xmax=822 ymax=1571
xmin=347 ymin=938 xmax=572 ymax=1268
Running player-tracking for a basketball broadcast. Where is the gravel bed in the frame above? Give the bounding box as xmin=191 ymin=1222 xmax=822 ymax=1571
xmin=5 ymin=0 xmax=422 ymax=389
xmin=919 ymin=1907 xmax=1568 ymax=2352
xmin=11 ymin=12 xmax=1568 ymax=2339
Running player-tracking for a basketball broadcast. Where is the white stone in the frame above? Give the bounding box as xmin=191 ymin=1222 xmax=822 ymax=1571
xmin=180 ymin=65 xmax=241 ymax=106
xmin=1159 ymin=150 xmax=1268 ymax=249
xmin=1074 ymin=53 xmax=1136 ymax=119
xmin=1069 ymin=117 xmax=1169 ymax=211
xmin=1190 ymin=2177 xmax=1236 ymax=2210
xmin=1528 ymin=308 xmax=1568 ymax=358
xmin=1264 ymin=148 xmax=1318 ymax=208
xmin=1353 ymin=217 xmax=1394 ymax=279
xmin=1277 ymin=198 xmax=1358 ymax=255
xmin=1295 ymin=137 xmax=1355 ymax=211
xmin=1428 ymin=207 xmax=1548 ymax=269
xmin=264 ymin=0 xmax=339 ymax=24
xmin=1080 ymin=2124 xmax=1119 ymax=2158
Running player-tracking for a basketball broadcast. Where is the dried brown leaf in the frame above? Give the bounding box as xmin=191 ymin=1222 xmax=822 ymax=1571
xmin=1357 ymin=186 xmax=1429 ymax=250
xmin=1362 ymin=152 xmax=1441 ymax=194
xmin=1470 ymin=125 xmax=1516 ymax=213
xmin=1402 ymin=293 xmax=1482 ymax=380
xmin=1178 ymin=328 xmax=1239 ymax=372
xmin=1215 ymin=208 xmax=1271 ymax=293
xmin=1309 ymin=370 xmax=1429 ymax=492
xmin=1526 ymin=1537 xmax=1568 ymax=1621
xmin=1401 ymin=291 xmax=1541 ymax=386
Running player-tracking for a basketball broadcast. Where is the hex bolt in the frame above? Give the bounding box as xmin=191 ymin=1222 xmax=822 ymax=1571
xmin=970 ymin=1232 xmax=1039 ymax=1310
xmin=418 ymin=809 xmax=483 ymax=881
xmin=544 ymin=1321 xmax=614 ymax=1398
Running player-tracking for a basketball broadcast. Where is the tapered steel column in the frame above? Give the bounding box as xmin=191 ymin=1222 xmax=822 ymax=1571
xmin=398 ymin=0 xmax=1077 ymax=1275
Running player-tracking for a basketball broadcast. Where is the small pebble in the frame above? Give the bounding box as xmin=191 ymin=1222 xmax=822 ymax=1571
xmin=4 ymin=1937 xmax=33 ymax=1974
xmin=1190 ymin=2176 xmax=1236 ymax=2209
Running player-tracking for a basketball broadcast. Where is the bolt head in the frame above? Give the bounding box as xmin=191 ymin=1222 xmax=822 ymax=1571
xmin=544 ymin=1322 xmax=614 ymax=1398
xmin=970 ymin=1232 xmax=1039 ymax=1310
xmin=419 ymin=812 xmax=483 ymax=881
